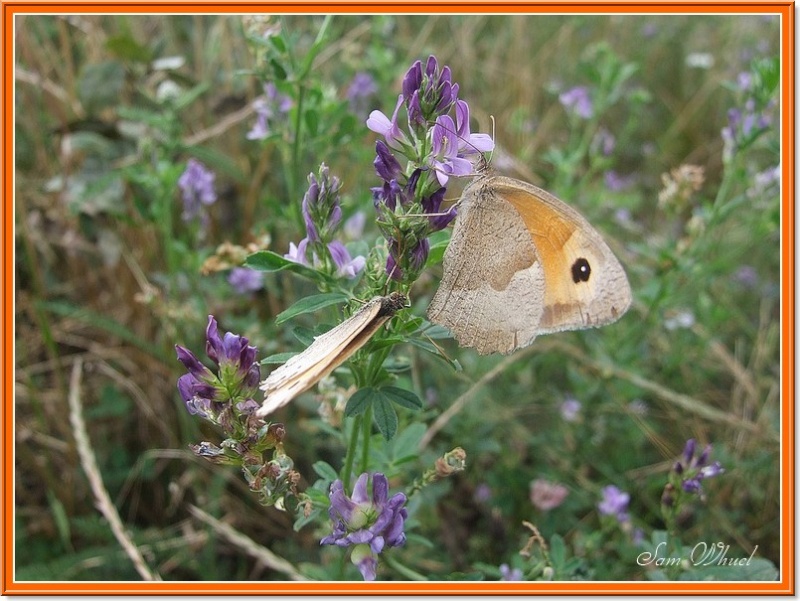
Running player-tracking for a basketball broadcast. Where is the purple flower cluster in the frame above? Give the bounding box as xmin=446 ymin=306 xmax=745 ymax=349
xmin=247 ymin=82 xmax=292 ymax=141
xmin=366 ymin=55 xmax=493 ymax=283
xmin=321 ymin=472 xmax=408 ymax=581
xmin=347 ymin=72 xmax=378 ymax=119
xmin=178 ymin=158 xmax=217 ymax=223
xmin=597 ymin=484 xmax=630 ymax=523
xmin=673 ymin=438 xmax=725 ymax=494
xmin=175 ymin=316 xmax=260 ymax=424
xmin=721 ymin=101 xmax=772 ymax=155
xmin=499 ymin=563 xmax=523 ymax=581
xmin=721 ymin=70 xmax=775 ymax=162
xmin=284 ymin=164 xmax=366 ymax=280
xmin=228 ymin=267 xmax=264 ymax=294
xmin=559 ymin=396 xmax=582 ymax=422
xmin=559 ymin=86 xmax=594 ymax=120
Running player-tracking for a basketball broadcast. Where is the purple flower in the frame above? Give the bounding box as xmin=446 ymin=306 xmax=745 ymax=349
xmin=499 ymin=564 xmax=523 ymax=581
xmin=175 ymin=316 xmax=260 ymax=420
xmin=205 ymin=316 xmax=260 ymax=383
xmin=301 ymin=164 xmax=342 ymax=244
xmin=373 ymin=139 xmax=403 ymax=183
xmin=721 ymin=93 xmax=775 ymax=159
xmin=327 ymin=241 xmax=366 ymax=279
xmin=733 ymin=265 xmax=759 ymax=288
xmin=410 ymin=238 xmax=430 ymax=271
xmin=594 ymin=127 xmax=616 ymax=156
xmin=737 ymin=71 xmax=753 ymax=91
xmin=367 ymin=95 xmax=409 ymax=151
xmin=385 ymin=252 xmax=401 ymax=281
xmin=454 ymin=99 xmax=494 ymax=158
xmin=284 ymin=238 xmax=310 ymax=266
xmin=430 ymin=114 xmax=474 ymax=186
xmin=604 ymin=170 xmax=636 ymax=192
xmin=673 ymin=438 xmax=724 ymax=494
xmin=641 ymin=22 xmax=658 ymax=37
xmin=175 ymin=345 xmax=217 ymax=416
xmin=347 ymin=72 xmax=378 ymax=118
xmin=285 ymin=164 xmax=366 ymax=280
xmin=614 ymin=207 xmax=633 ymax=225
xmin=176 ymin=372 xmax=215 ymax=417
xmin=559 ymin=86 xmax=594 ymax=119
xmin=343 ymin=211 xmax=366 ymax=240
xmin=367 ymin=56 xmax=492 ymax=284
xmin=598 ymin=485 xmax=630 ymax=523
xmin=421 ymin=185 xmax=456 ymax=231
xmin=400 ymin=56 xmax=458 ymax=127
xmin=560 ymin=397 xmax=582 ymax=422
xmin=247 ymin=82 xmax=292 ymax=140
xmin=348 ymin=72 xmax=378 ymax=101
xmin=321 ymin=473 xmax=408 ymax=581
xmin=473 ymin=483 xmax=492 ymax=503
xmin=385 ymin=238 xmax=429 ymax=281
xmin=178 ymin=159 xmax=217 ymax=222
xmin=228 ymin=267 xmax=264 ymax=294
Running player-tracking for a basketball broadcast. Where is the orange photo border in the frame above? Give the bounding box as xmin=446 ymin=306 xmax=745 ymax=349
xmin=3 ymin=1 xmax=794 ymax=595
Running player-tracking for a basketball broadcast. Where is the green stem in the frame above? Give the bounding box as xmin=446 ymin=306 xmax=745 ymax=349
xmin=383 ymin=554 xmax=427 ymax=581
xmin=359 ymin=403 xmax=373 ymax=475
xmin=341 ymin=415 xmax=361 ymax=489
xmin=290 ymin=82 xmax=305 ymax=193
xmin=336 ymin=548 xmax=348 ymax=580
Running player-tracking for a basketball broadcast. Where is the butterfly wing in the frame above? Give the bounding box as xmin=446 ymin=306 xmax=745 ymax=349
xmin=490 ymin=176 xmax=632 ymax=334
xmin=427 ymin=180 xmax=546 ymax=355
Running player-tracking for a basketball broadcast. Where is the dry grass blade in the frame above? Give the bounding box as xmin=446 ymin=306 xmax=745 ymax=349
xmin=188 ymin=505 xmax=309 ymax=581
xmin=67 ymin=358 xmax=162 ymax=581
xmin=420 ymin=337 xmax=776 ymax=451
xmin=419 ymin=345 xmax=540 ymax=450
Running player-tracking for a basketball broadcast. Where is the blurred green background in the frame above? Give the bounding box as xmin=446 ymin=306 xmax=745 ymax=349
xmin=14 ymin=13 xmax=781 ymax=581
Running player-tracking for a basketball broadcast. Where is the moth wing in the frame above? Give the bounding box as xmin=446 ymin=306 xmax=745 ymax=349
xmin=257 ymin=298 xmax=383 ymax=416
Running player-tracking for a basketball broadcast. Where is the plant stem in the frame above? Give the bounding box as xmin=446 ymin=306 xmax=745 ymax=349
xmin=341 ymin=415 xmax=361 ymax=489
xmin=359 ymin=403 xmax=373 ymax=475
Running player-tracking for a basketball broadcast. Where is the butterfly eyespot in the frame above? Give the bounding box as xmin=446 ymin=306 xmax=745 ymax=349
xmin=571 ymin=258 xmax=591 ymax=283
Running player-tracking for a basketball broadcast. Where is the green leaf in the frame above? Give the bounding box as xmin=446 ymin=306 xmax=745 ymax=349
xmin=304 ymin=108 xmax=319 ymax=137
xmin=174 ymin=82 xmax=210 ymax=111
xmin=275 ymin=292 xmax=349 ymax=324
xmin=268 ymin=32 xmax=287 ymax=53
xmin=291 ymin=326 xmax=317 ymax=347
xmin=312 ymin=461 xmax=338 ymax=482
xmin=345 ymin=387 xmax=374 ymax=417
xmin=419 ymin=322 xmax=455 ymax=340
xmin=293 ymin=507 xmax=320 ymax=532
xmin=681 ymin=557 xmax=778 ymax=581
xmin=382 ymin=386 xmax=423 ymax=411
xmin=390 ymin=423 xmax=426 ymax=462
xmin=270 ymin=58 xmax=287 ymax=80
xmin=549 ymin=533 xmax=567 ymax=568
xmin=373 ymin=394 xmax=398 ymax=440
xmin=77 ymin=61 xmax=125 ymax=113
xmin=754 ymin=56 xmax=780 ymax=98
xmin=245 ymin=250 xmax=329 ymax=283
xmin=246 ymin=250 xmax=300 ymax=271
xmin=105 ymin=34 xmax=153 ymax=63
xmin=46 ymin=491 xmax=72 ymax=552
xmin=260 ymin=351 xmax=297 ymax=366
